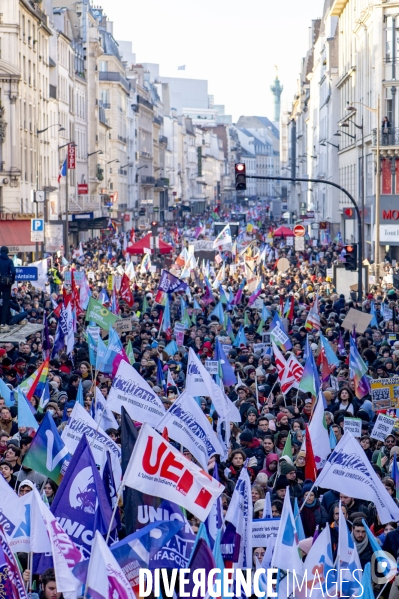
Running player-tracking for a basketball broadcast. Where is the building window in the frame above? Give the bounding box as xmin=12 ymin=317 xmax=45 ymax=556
xmin=99 ymin=61 xmax=108 ymax=72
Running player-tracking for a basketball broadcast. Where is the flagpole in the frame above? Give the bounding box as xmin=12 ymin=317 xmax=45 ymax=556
xmin=105 ymin=480 xmax=124 ymax=544
xmin=29 ymin=552 xmax=33 ymax=592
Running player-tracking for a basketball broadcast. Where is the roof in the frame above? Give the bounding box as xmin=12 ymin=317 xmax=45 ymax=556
xmin=126 ymin=233 xmax=173 ymax=255
xmin=236 ymin=116 xmax=280 ymax=139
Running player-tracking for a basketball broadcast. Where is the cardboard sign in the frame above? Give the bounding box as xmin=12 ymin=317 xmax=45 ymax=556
xmin=371 ymin=377 xmax=399 ymax=410
xmin=205 ymin=360 xmax=218 ymax=375
xmin=344 ymin=417 xmax=362 ymax=437
xmin=294 ymin=237 xmax=305 ymax=251
xmin=341 ymin=308 xmax=372 ymax=334
xmin=149 ymin=265 xmax=157 ymax=273
xmin=107 ymin=275 xmax=114 ymax=292
xmin=370 ymin=414 xmax=396 ymax=442
xmin=262 ymin=332 xmax=271 ymax=346
xmin=222 ymin=344 xmax=233 ymax=355
xmin=112 ymin=319 xmax=133 ymax=334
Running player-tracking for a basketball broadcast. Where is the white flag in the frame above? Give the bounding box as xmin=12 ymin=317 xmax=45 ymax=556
xmin=213 ymin=224 xmax=232 ymax=249
xmin=222 ymin=465 xmax=253 ymax=568
xmin=79 ymin=274 xmax=91 ymax=309
xmin=31 ymin=487 xmax=81 ymax=597
xmin=62 ymin=402 xmax=121 ymax=483
xmin=123 ymin=423 xmax=224 ymax=521
xmin=8 ymin=492 xmax=35 ymax=553
xmin=280 ymin=353 xmax=303 ymax=393
xmin=315 ymin=431 xmax=399 ymax=524
xmin=301 ymin=526 xmax=335 ymax=599
xmin=271 ymin=340 xmax=286 ymax=380
xmin=107 ymin=360 xmax=165 ymax=426
xmin=66 ymin=302 xmax=74 ymax=355
xmin=271 ymin=489 xmax=303 ymax=575
xmin=338 ymin=500 xmax=363 ymax=597
xmin=156 ymin=390 xmax=224 ymax=469
xmin=87 ymin=530 xmax=135 ymax=599
xmin=95 ymin=387 xmax=119 ymax=430
xmin=308 ymin=390 xmax=331 ymax=469
xmin=0 ymin=471 xmax=23 ymax=536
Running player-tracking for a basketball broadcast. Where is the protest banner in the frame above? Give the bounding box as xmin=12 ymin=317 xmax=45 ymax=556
xmin=85 ymin=297 xmax=118 ymax=331
xmin=112 ymin=319 xmax=133 ymax=334
xmin=123 ymin=424 xmax=224 ymax=521
xmin=371 ymin=377 xmax=399 ymax=410
xmin=315 ymin=431 xmax=399 ymax=523
xmin=344 ymin=417 xmax=362 ymax=437
xmin=251 ymin=518 xmax=280 ymax=548
xmin=61 ymin=403 xmax=121 ymax=483
xmin=107 ymin=360 xmax=165 ymax=426
xmin=253 ymin=343 xmax=267 ymax=355
xmin=371 ymin=414 xmax=396 ymax=442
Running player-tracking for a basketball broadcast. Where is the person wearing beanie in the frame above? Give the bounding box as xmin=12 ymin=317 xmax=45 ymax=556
xmin=254 ymin=498 xmax=266 ymax=519
xmin=240 ymin=407 xmax=261 ymax=436
xmin=300 ymin=481 xmax=328 ymax=538
xmin=280 ymin=462 xmax=303 ymax=499
xmin=239 ymin=430 xmax=264 ymax=474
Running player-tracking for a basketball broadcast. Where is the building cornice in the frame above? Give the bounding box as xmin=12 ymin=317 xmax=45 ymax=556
xmin=330 ymin=0 xmax=349 ymax=17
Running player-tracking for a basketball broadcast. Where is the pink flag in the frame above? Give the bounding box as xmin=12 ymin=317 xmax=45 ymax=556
xmin=86 ymin=531 xmax=136 ymax=599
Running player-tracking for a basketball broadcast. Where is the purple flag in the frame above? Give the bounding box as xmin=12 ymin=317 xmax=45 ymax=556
xmin=157 ymin=270 xmax=188 ymax=294
xmin=0 ymin=525 xmax=28 ymax=599
xmin=51 ymin=435 xmax=115 ymax=559
xmin=184 ymin=539 xmax=217 ymax=596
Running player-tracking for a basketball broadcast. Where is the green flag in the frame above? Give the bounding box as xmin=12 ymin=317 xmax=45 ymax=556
xmin=256 ymin=319 xmax=265 ymax=334
xmin=244 ymin=312 xmax=250 ymax=326
xmin=281 ymin=432 xmax=292 ymax=459
xmin=377 ymin=450 xmax=383 ymax=469
xmin=85 ymin=297 xmax=118 ymax=331
xmin=126 ymin=339 xmax=135 ymax=365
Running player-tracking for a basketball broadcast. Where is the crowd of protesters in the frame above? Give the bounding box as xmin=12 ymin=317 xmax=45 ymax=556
xmin=2 ymin=207 xmax=399 ymax=598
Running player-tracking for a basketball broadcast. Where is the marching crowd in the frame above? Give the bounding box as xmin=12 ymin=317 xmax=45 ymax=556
xmin=1 ymin=208 xmax=399 ymax=598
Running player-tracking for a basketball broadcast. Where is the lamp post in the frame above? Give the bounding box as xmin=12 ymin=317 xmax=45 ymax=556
xmin=36 ymin=124 xmax=65 ymax=258
xmin=346 ymin=97 xmax=380 ymax=281
xmin=59 ymin=142 xmax=77 ymax=258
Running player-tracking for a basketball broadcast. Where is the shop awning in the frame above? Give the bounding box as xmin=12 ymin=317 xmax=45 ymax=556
xmin=0 ymin=220 xmax=36 ymax=253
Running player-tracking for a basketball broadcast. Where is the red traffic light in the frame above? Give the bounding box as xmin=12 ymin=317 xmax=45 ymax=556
xmin=344 ymin=208 xmax=354 ymax=217
xmin=345 ymin=245 xmax=354 ymax=252
xmin=236 ymin=163 xmax=245 ymax=172
xmin=151 ymin=221 xmax=157 ymax=226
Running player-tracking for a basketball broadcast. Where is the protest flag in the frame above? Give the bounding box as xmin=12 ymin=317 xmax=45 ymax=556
xmin=76 ymin=380 xmax=84 ymax=406
xmin=126 ymin=339 xmax=135 ymax=365
xmin=302 ymin=525 xmax=335 ymax=597
xmin=86 ymin=530 xmax=136 ymax=599
xmin=38 ymin=382 xmax=51 ymax=412
xmin=214 ymin=339 xmax=236 ymax=386
xmin=272 ymin=340 xmax=286 ymax=381
xmin=363 ymin=519 xmax=397 ymax=582
xmin=269 ymin=312 xmax=292 ymax=351
xmin=298 ymin=337 xmax=320 ymax=398
xmin=393 ymin=453 xmax=399 ymax=500
xmin=294 ymin=498 xmax=306 ymax=541
xmin=23 ymin=411 xmax=70 ymax=484
xmin=121 ymin=406 xmax=159 ymax=535
xmin=221 ymin=463 xmax=252 ymax=568
xmin=87 ymin=330 xmax=98 ymax=366
xmin=338 ymin=501 xmax=363 ymax=598
xmin=0 ymin=377 xmax=13 ymax=407
xmin=51 ymin=434 xmax=115 ymax=559
xmin=85 ymin=296 xmax=118 ymax=331
xmin=18 ymin=388 xmax=38 ymax=431
xmin=350 ymin=336 xmax=371 ymax=399
xmin=304 ymin=424 xmax=317 ymax=482
xmin=0 ymin=524 xmax=29 ymax=599
xmin=308 ymin=390 xmax=330 ymax=470
xmin=123 ymin=423 xmax=224 ymax=521
xmin=315 ymin=431 xmax=399 ymax=523
xmin=119 ymin=273 xmax=134 ymax=307
xmin=233 ymin=325 xmax=247 ymax=348
xmin=281 ymin=432 xmax=292 ymax=459
xmin=271 ymin=489 xmax=303 ymax=575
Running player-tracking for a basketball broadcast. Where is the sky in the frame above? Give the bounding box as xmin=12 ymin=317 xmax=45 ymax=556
xmin=97 ymin=0 xmax=323 ymax=122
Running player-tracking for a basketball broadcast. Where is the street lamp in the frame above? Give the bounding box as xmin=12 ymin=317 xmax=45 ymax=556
xmin=58 ymin=142 xmax=77 ymax=257
xmin=346 ymin=98 xmax=381 ymax=282
xmin=35 ymin=124 xmax=65 ymax=258
xmin=334 ymin=130 xmax=356 ymax=140
xmin=106 ymin=159 xmax=120 ymax=165
xmin=88 ymin=150 xmax=103 ymax=157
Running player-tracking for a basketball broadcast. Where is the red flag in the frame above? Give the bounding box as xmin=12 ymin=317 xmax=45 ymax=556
xmin=119 ymin=274 xmax=134 ymax=307
xmin=62 ymin=287 xmax=72 ymax=307
xmin=288 ymin=296 xmax=295 ymax=321
xmin=130 ymin=228 xmax=136 ymax=243
xmin=304 ymin=424 xmax=317 ymax=482
xmin=53 ymin=301 xmax=63 ymax=318
xmin=71 ymin=270 xmax=83 ymax=317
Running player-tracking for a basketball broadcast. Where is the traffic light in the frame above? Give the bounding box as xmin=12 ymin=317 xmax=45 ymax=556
xmin=343 ymin=207 xmax=355 ymax=220
xmin=344 ymin=244 xmax=357 ymax=271
xmin=151 ymin=221 xmax=158 ymax=236
xmin=235 ymin=163 xmax=246 ymax=191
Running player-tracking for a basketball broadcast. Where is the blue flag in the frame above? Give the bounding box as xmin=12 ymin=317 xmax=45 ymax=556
xmin=0 ymin=377 xmax=13 ymax=407
xmin=96 ymin=335 xmax=108 ymax=372
xmin=214 ymin=339 xmax=236 ymax=386
xmin=76 ymin=380 xmax=84 ymax=406
xmin=73 ymin=520 xmax=184 ymax=591
xmin=233 ymin=325 xmax=248 ymax=348
xmin=51 ymin=434 xmax=115 ymax=559
xmin=102 ymin=327 xmax=123 ymax=374
xmin=87 ymin=331 xmax=97 ymax=367
xmin=18 ymin=388 xmax=38 ymax=430
xmin=164 ymin=340 xmax=179 ymax=356
xmin=209 ymin=301 xmax=224 ymax=323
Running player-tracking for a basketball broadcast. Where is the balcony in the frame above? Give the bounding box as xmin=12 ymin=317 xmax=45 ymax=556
xmin=140 ymin=150 xmax=151 ymax=158
xmin=372 ymin=127 xmax=399 ymax=147
xmin=117 ymin=135 xmax=127 ymax=144
xmin=101 ymin=102 xmax=111 ymax=109
xmin=137 ymin=95 xmax=153 ymax=111
xmin=99 ymin=71 xmax=130 ymax=93
xmin=159 ymin=135 xmax=168 ymax=145
xmin=153 ymin=116 xmax=163 ymax=126
xmin=141 ymin=175 xmax=155 ymax=186
xmin=99 ymin=107 xmax=109 ymax=126
xmin=155 ymin=177 xmax=168 ymax=188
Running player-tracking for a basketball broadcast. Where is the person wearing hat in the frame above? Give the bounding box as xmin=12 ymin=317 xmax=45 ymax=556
xmin=18 ymin=479 xmax=35 ymax=496
xmin=299 ymin=481 xmax=328 ymax=538
xmin=240 ymin=407 xmax=260 ymax=436
xmin=0 ymin=246 xmax=15 ymax=332
xmin=238 ymin=430 xmax=264 ymax=474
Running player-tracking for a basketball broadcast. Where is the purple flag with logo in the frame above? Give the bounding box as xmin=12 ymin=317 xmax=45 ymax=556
xmin=51 ymin=434 xmax=115 ymax=560
xmin=158 ymin=270 xmax=188 ymax=294
xmin=0 ymin=525 xmax=28 ymax=599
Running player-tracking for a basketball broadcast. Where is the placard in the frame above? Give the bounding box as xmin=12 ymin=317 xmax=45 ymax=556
xmin=107 ymin=275 xmax=114 ymax=292
xmin=253 ymin=343 xmax=267 ymax=355
xmin=205 ymin=360 xmax=218 ymax=375
xmin=344 ymin=417 xmax=362 ymax=437
xmin=112 ymin=319 xmax=133 ymax=334
xmin=286 ymin=237 xmax=294 ymax=246
xmin=341 ymin=308 xmax=372 ymax=334
xmin=262 ymin=332 xmax=271 ymax=346
xmin=222 ymin=344 xmax=233 ymax=355
xmin=371 ymin=377 xmax=399 ymax=410
xmin=370 ymin=414 xmax=396 ymax=442
xmin=294 ymin=237 xmax=305 ymax=251
xmin=251 ymin=518 xmax=280 ymax=548
xmin=149 ymin=265 xmax=157 ymax=273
